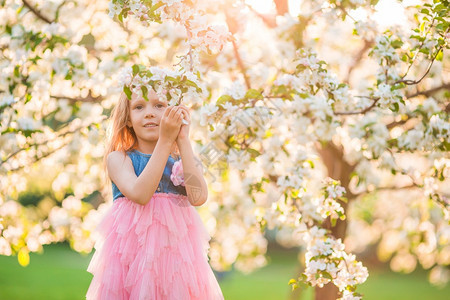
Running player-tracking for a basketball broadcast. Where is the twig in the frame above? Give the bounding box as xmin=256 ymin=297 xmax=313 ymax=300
xmin=231 ymin=38 xmax=251 ymax=90
xmin=400 ymin=17 xmax=436 ymax=81
xmin=51 ymin=91 xmax=103 ymax=104
xmin=8 ymin=143 xmax=68 ymax=172
xmin=334 ymin=97 xmax=380 ymax=115
xmin=244 ymin=2 xmax=276 ymax=28
xmin=406 ymin=82 xmax=450 ymax=98
xmin=22 ymin=0 xmax=52 ymax=24
xmin=1 ymin=122 xmax=97 ymax=165
xmin=395 ymin=44 xmax=445 ymax=85
xmin=344 ymin=40 xmax=374 ymax=83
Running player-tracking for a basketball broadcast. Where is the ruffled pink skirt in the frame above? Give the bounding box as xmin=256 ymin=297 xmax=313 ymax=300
xmin=86 ymin=194 xmax=224 ymax=300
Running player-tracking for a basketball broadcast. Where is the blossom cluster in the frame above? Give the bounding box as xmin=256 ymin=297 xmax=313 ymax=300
xmin=0 ymin=197 xmax=102 ymax=266
xmin=117 ymin=64 xmax=204 ymax=106
xmin=314 ymin=178 xmax=347 ymax=225
xmin=302 ymin=226 xmax=368 ymax=299
xmin=108 ymin=0 xmax=231 ymax=56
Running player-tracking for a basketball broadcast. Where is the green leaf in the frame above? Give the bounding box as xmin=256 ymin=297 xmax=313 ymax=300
xmin=25 ymin=93 xmax=32 ymax=104
xmin=322 ymin=271 xmax=333 ymax=280
xmin=419 ymin=21 xmax=426 ymax=33
xmin=298 ymin=93 xmax=309 ymax=99
xmin=392 ymin=102 xmax=399 ymax=112
xmin=217 ymin=95 xmax=232 ymax=107
xmin=391 ymin=39 xmax=403 ymax=48
xmin=419 ymin=48 xmax=430 ymax=55
xmin=339 ymin=196 xmax=348 ymax=203
xmin=14 ymin=65 xmax=20 ymax=77
xmin=64 ymin=71 xmax=72 ymax=80
xmin=247 ymin=148 xmax=261 ymax=157
xmin=150 ymin=2 xmax=165 ymax=14
xmin=436 ymin=49 xmax=443 ymax=61
xmin=132 ymin=64 xmax=139 ymax=76
xmin=245 ymin=89 xmax=263 ymax=100
xmin=123 ymin=85 xmax=132 ymax=99
xmin=392 ymin=82 xmax=406 ymax=90
xmin=331 ymin=217 xmax=337 ymax=227
xmin=184 ymin=79 xmax=199 ymax=89
xmin=434 ymin=4 xmax=445 ymax=12
xmin=141 ymin=85 xmax=149 ymax=101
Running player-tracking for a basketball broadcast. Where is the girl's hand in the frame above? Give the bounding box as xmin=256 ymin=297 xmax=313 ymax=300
xmin=159 ymin=106 xmax=183 ymax=144
xmin=175 ymin=104 xmax=191 ymax=144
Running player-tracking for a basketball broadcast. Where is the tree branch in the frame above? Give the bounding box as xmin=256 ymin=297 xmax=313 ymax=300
xmin=333 ymin=97 xmax=380 ymax=116
xmin=22 ymin=0 xmax=52 ymax=24
xmin=51 ymin=91 xmax=104 ymax=104
xmin=224 ymin=11 xmax=251 ymax=89
xmin=244 ymin=3 xmax=277 ymax=28
xmin=406 ymin=82 xmax=450 ymax=99
xmin=395 ymin=42 xmax=446 ymax=86
xmin=8 ymin=142 xmax=68 ymax=172
xmin=0 ymin=123 xmax=88 ymax=166
xmin=54 ymin=0 xmax=67 ymax=23
xmin=231 ymin=38 xmax=251 ymax=90
xmin=353 ymin=173 xmax=421 ymax=198
xmin=400 ymin=17 xmax=437 ymax=82
xmin=386 ymin=118 xmax=410 ymax=130
xmin=344 ymin=40 xmax=374 ymax=83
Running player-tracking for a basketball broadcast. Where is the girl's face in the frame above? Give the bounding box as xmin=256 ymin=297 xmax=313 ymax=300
xmin=127 ymin=90 xmax=168 ymax=142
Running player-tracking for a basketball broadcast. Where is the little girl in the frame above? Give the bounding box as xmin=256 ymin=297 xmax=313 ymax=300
xmin=86 ymin=88 xmax=224 ymax=299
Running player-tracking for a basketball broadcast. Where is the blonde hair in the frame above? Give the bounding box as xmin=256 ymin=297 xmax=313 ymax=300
xmin=102 ymin=92 xmax=180 ymax=183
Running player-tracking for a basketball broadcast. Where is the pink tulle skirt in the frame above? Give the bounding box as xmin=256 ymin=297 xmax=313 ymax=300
xmin=86 ymin=193 xmax=224 ymax=300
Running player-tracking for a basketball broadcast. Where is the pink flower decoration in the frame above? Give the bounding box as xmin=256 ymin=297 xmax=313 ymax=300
xmin=170 ymin=159 xmax=185 ymax=186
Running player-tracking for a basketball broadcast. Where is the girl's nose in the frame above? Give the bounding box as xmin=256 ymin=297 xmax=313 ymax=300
xmin=145 ymin=108 xmax=156 ymax=117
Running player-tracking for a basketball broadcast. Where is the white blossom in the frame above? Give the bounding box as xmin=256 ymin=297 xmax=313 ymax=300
xmin=225 ymin=81 xmax=246 ymax=100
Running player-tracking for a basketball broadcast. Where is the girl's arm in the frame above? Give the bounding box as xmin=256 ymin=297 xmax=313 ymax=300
xmin=175 ymin=105 xmax=208 ymax=206
xmin=107 ymin=139 xmax=173 ymax=205
xmin=177 ymin=138 xmax=208 ymax=206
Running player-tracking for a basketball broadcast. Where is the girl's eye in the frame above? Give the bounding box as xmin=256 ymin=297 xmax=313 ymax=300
xmin=156 ymin=104 xmax=164 ymax=108
xmin=135 ymin=105 xmax=143 ymax=110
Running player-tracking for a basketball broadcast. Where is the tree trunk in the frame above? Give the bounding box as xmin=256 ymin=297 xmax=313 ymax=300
xmin=314 ymin=141 xmax=356 ymax=300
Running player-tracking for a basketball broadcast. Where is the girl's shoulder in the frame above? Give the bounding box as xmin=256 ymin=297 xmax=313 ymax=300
xmin=106 ymin=150 xmax=134 ymax=179
xmin=108 ymin=150 xmax=129 ymax=158
xmin=107 ymin=150 xmax=132 ymax=166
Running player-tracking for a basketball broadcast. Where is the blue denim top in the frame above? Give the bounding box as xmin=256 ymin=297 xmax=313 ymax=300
xmin=111 ymin=149 xmax=187 ymax=201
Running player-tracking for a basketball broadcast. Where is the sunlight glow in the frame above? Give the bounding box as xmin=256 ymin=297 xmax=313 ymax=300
xmin=373 ymin=0 xmax=407 ymax=27
xmin=246 ymin=0 xmax=419 ymax=30
xmin=245 ymin=0 xmax=275 ymax=14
